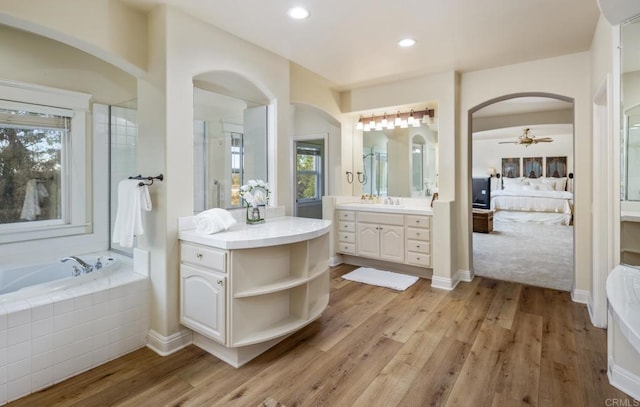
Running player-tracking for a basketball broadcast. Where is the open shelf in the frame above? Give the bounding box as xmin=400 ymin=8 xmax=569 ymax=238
xmin=231 ymin=241 xmax=308 ymax=294
xmin=234 ymin=276 xmax=308 ymax=298
xmin=231 ymin=285 xmax=307 ymax=346
xmin=308 ymin=271 xmax=330 ymax=317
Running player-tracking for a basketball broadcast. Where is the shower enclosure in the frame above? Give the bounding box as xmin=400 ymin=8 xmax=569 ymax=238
xmin=362 ymin=148 xmax=387 ymax=196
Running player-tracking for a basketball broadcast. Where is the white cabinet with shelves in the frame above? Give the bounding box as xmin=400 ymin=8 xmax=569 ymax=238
xmin=335 ymin=207 xmax=432 ymax=272
xmin=178 ymin=216 xmax=331 ymax=368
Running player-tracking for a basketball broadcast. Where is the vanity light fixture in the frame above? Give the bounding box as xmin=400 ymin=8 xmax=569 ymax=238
xmin=407 ymin=109 xmax=415 ymax=125
xmin=398 ymin=38 xmax=416 ymax=48
xmin=288 ymin=6 xmax=310 ymax=19
xmin=356 ymin=108 xmax=436 ymax=131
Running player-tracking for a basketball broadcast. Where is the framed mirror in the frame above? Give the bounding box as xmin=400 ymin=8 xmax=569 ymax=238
xmin=358 ymin=106 xmax=438 ymax=197
xmin=192 ymin=72 xmax=270 ymax=213
xmin=620 ymin=16 xmax=640 ymax=266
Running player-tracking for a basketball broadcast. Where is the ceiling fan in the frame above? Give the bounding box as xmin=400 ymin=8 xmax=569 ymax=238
xmin=498 ymin=128 xmax=553 ymax=147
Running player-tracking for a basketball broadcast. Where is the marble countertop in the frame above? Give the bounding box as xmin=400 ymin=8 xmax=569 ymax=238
xmin=336 ymin=202 xmax=433 ymax=215
xmin=179 ymin=216 xmax=332 ymax=250
xmin=607 ymin=264 xmax=640 ymax=354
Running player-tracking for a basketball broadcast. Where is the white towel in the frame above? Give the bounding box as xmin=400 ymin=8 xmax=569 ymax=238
xmin=112 ymin=180 xmax=152 ymax=247
xmin=20 ymin=179 xmax=49 ymax=221
xmin=194 ymin=208 xmax=237 ymax=235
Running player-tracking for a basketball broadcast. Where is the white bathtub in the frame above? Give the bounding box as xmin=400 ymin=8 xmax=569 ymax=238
xmin=0 ymin=251 xmax=150 ymax=404
xmin=0 ymin=255 xmax=120 ymax=297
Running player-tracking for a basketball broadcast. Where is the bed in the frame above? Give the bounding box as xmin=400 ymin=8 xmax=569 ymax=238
xmin=490 ymin=176 xmax=573 ymax=225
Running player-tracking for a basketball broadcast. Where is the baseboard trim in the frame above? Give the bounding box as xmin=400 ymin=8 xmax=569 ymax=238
xmin=431 ymin=275 xmax=459 ymax=291
xmin=146 ymin=328 xmax=193 ymax=356
xmin=455 ymin=269 xmax=474 ymax=283
xmin=329 ymin=255 xmax=343 ymax=267
xmin=608 ymin=356 xmax=640 ymax=401
xmin=571 ymin=288 xmax=590 ymax=304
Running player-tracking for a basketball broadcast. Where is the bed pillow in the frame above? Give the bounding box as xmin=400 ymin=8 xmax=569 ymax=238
xmin=537 ymin=183 xmax=555 ymax=191
xmin=546 ymin=177 xmax=567 ymax=191
xmin=502 ymin=177 xmax=528 ymax=190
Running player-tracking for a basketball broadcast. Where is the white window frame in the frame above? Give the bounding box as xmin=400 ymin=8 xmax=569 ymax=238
xmin=0 ymin=79 xmax=91 ymax=244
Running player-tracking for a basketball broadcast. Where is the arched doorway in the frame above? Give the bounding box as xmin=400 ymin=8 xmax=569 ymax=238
xmin=469 ymin=93 xmax=575 ymax=291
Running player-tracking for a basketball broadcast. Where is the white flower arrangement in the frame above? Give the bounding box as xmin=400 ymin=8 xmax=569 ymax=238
xmin=238 ymin=179 xmax=270 ymax=208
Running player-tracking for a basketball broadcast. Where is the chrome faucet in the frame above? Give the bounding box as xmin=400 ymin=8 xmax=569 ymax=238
xmin=61 ymin=256 xmax=94 ymax=276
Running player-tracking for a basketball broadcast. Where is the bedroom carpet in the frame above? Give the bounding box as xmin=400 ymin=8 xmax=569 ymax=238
xmin=473 ymin=220 xmax=574 ymax=291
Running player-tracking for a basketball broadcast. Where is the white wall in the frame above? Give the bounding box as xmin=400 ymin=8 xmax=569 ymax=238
xmin=472 ymin=133 xmax=573 ymax=178
xmin=0 ymin=0 xmax=147 ymax=77
xmin=136 ymin=5 xmax=292 ymax=338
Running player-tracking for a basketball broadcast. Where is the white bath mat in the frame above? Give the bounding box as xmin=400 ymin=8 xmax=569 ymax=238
xmin=342 ymin=267 xmax=419 ymax=291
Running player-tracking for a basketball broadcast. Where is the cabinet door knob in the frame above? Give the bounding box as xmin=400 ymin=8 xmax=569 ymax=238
xmin=416 ymin=220 xmax=420 ymax=223
xmin=196 ymin=253 xmax=203 ymax=259
xmin=416 ymin=245 xmax=420 ymax=248
xmin=416 ymin=232 xmax=420 ymax=236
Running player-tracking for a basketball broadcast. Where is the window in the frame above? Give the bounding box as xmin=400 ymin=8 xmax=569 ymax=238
xmin=0 ymin=80 xmax=90 ymax=244
xmin=296 ymin=143 xmax=323 ymax=202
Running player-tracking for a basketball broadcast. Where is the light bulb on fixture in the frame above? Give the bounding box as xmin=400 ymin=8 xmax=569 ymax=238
xmin=369 ymin=115 xmax=376 ymax=128
xmin=363 ymin=124 xmax=371 ymax=132
xmin=386 ymin=121 xmax=395 ymax=130
xmin=381 ymin=113 xmax=388 ymax=127
xmin=394 ymin=111 xmax=402 ymax=126
xmin=407 ymin=109 xmax=415 ymax=125
xmin=356 ymin=116 xmax=364 ymax=130
xmin=412 ymin=120 xmax=421 ymax=128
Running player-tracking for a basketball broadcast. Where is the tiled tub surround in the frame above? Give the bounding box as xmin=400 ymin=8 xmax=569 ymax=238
xmin=0 ymin=253 xmax=149 ymax=404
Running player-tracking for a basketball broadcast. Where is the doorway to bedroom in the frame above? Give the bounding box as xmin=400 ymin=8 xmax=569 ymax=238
xmin=470 ymin=94 xmax=575 ymax=291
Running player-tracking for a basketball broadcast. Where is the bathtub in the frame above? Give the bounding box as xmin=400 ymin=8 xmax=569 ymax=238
xmin=0 ymin=255 xmax=120 ymax=297
xmin=0 ymin=251 xmax=150 ymax=404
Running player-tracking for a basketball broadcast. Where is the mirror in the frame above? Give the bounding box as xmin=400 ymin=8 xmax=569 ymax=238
xmin=359 ymin=108 xmax=438 ymax=197
xmin=621 ymin=16 xmax=640 ymax=266
xmin=192 ymin=72 xmax=269 ymax=212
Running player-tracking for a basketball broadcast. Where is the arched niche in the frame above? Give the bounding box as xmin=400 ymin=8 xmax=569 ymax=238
xmin=192 ymin=71 xmax=272 ymax=212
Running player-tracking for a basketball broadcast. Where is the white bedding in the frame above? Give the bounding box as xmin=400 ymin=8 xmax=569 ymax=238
xmin=490 ymin=189 xmax=573 ymax=225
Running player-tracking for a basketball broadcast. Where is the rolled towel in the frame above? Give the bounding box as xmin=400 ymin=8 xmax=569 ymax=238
xmin=194 ymin=208 xmax=237 ymax=235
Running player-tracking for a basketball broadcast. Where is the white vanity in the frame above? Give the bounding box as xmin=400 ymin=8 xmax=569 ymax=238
xmin=333 ymin=202 xmax=433 ymax=278
xmin=178 ymin=216 xmax=331 ymax=367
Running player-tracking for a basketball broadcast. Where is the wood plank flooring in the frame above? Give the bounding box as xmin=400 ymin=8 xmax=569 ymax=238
xmin=10 ymin=264 xmax=634 ymax=407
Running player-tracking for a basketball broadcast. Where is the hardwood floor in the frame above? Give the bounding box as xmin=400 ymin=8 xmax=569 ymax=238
xmin=10 ymin=264 xmax=633 ymax=406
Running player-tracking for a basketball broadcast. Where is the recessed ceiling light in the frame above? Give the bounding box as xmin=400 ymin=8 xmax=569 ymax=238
xmin=288 ymin=7 xmax=310 ymax=20
xmin=398 ymin=38 xmax=416 ymax=48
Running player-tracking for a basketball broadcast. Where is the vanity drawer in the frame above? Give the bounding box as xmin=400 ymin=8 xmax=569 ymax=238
xmin=357 ymin=211 xmax=404 ymax=226
xmin=338 ymin=221 xmax=356 ymax=232
xmin=338 ymin=242 xmax=356 ymax=255
xmin=406 ymin=215 xmax=430 ymax=228
xmin=406 ymin=252 xmax=431 ymax=267
xmin=407 ymin=239 xmax=429 ymax=254
xmin=339 ymin=232 xmax=356 ymax=243
xmin=181 ymin=243 xmax=226 ymax=272
xmin=406 ymin=227 xmax=430 ymax=241
xmin=337 ymin=210 xmax=355 ymax=221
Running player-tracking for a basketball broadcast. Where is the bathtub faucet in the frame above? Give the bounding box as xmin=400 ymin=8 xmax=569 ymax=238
xmin=61 ymin=256 xmax=94 ymax=276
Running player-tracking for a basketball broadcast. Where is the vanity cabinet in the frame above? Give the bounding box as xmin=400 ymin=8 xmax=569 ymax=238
xmin=336 ymin=210 xmax=356 ymax=254
xmin=336 ymin=208 xmax=432 ymax=269
xmin=405 ymin=215 xmax=431 ymax=267
xmin=180 ymin=244 xmax=227 ymax=344
xmin=356 ymin=212 xmax=405 ymax=263
xmin=178 ymin=216 xmax=331 ymax=367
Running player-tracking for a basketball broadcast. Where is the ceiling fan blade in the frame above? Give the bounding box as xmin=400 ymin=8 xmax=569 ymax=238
xmin=535 ymin=138 xmax=553 ymax=142
xmin=498 ymin=141 xmax=518 ymax=144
